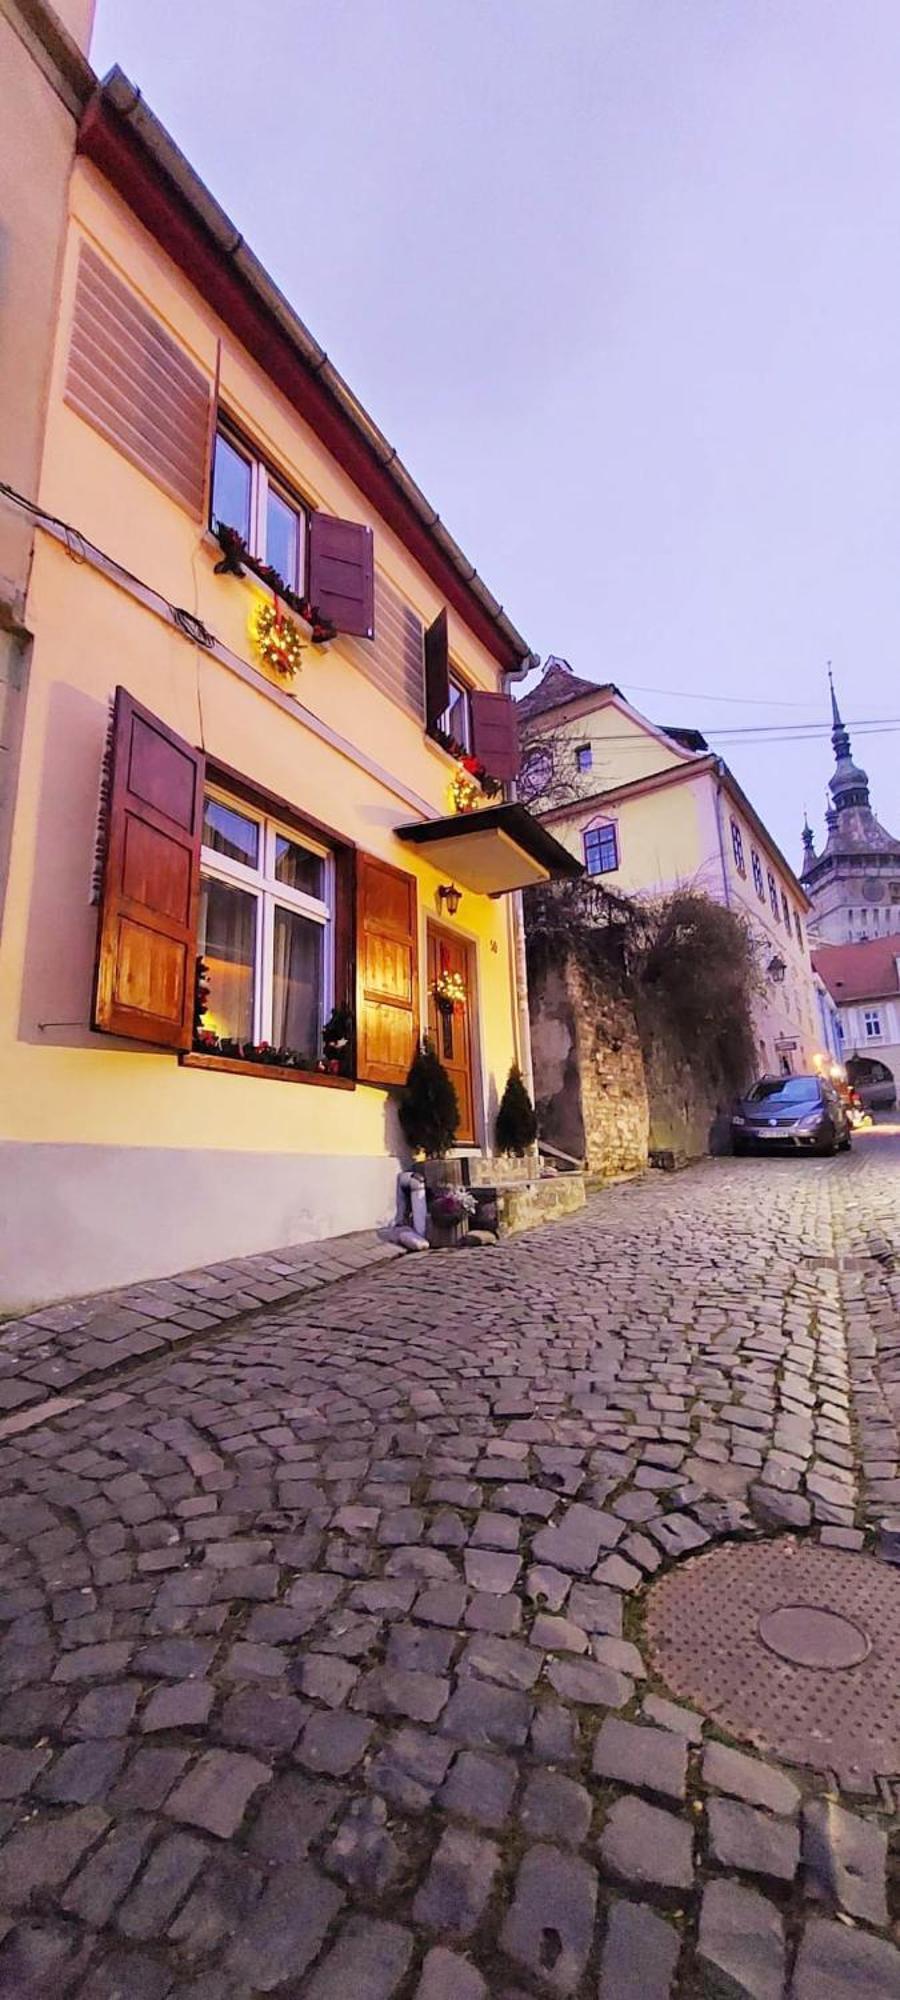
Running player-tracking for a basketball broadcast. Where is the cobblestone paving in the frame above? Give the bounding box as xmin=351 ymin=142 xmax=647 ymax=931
xmin=1 ymin=1133 xmax=899 ymax=1996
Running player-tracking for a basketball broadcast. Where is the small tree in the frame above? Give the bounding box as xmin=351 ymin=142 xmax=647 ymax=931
xmin=398 ymin=1038 xmax=459 ymax=1158
xmin=496 ymin=1062 xmax=538 ymax=1156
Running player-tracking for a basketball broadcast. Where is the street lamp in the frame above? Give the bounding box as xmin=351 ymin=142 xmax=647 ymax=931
xmin=437 ymin=884 xmax=462 ymax=916
xmin=767 ymin=955 xmax=787 ymax=984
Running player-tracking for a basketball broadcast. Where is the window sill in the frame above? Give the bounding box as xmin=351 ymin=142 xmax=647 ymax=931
xmin=181 ymin=1052 xmax=355 ymax=1090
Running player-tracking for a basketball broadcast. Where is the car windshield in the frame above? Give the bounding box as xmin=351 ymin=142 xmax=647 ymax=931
xmin=747 ymin=1078 xmax=820 ymax=1106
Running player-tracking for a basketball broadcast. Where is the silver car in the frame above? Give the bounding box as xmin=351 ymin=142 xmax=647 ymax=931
xmin=731 ymin=1075 xmax=853 ymax=1156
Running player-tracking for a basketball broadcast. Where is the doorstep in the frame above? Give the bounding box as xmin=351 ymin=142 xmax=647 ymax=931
xmin=0 ymin=1230 xmax=405 ymax=1432
xmin=474 ymin=1171 xmax=587 ymax=1237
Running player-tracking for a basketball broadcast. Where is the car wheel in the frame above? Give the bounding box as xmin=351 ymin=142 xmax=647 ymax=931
xmin=818 ymin=1132 xmax=838 ymax=1157
xmin=839 ymin=1132 xmax=852 ymax=1151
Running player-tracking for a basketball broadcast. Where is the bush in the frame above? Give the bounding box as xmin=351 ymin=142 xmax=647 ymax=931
xmin=398 ymin=1038 xmax=460 ymax=1158
xmin=496 ymin=1063 xmax=538 ymax=1156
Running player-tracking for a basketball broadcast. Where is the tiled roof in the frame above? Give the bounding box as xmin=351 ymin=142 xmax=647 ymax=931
xmin=517 ymin=661 xmax=616 ymax=722
xmin=813 ymin=933 xmax=900 ymax=1003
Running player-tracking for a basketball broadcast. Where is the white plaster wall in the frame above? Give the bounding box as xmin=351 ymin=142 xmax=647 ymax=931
xmin=0 ymin=1144 xmax=400 ymax=1313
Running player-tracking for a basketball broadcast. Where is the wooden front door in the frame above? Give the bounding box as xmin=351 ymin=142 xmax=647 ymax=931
xmin=427 ymin=925 xmax=477 ymax=1145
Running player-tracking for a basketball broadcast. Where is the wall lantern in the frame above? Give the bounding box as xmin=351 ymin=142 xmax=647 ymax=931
xmin=767 ymin=954 xmax=787 ymax=984
xmin=437 ymin=883 xmax=462 ymax=916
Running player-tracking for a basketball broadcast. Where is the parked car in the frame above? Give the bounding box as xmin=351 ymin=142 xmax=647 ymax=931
xmin=731 ymin=1074 xmax=852 ymax=1156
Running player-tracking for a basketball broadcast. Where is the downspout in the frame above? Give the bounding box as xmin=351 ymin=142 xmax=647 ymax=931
xmin=713 ymin=767 xmax=731 ymax=908
xmin=505 ymin=672 xmax=536 ymax=1105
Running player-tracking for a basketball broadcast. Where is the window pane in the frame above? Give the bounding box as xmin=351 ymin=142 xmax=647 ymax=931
xmin=272 ymin=907 xmax=322 ymax=1054
xmin=266 ymin=488 xmax=301 ymax=590
xmin=211 ymin=433 xmax=252 ymax=541
xmin=199 ymin=877 xmax=256 ymax=1041
xmin=203 ymin=797 xmax=260 ymax=869
xmin=274 ymin=833 xmax=324 ymax=899
xmin=441 ymin=683 xmax=471 ymax=750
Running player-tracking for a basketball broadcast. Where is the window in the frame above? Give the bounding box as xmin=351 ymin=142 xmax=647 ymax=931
xmin=730 ymin=818 xmax=745 ymax=875
xmin=576 ymin=743 xmax=593 ymax=773
xmin=767 ymin=870 xmax=779 ymax=919
xmin=781 ymin=890 xmax=791 ymax=931
xmin=211 ymin=423 xmax=307 ymax=595
xmin=584 ymin=822 xmax=619 ymax=875
xmin=864 ymin=1010 xmax=882 ymax=1039
xmin=198 ymin=788 xmax=332 ymax=1057
xmin=793 ymin=910 xmax=803 ymax=949
xmin=751 ymin=849 xmax=765 ymax=900
xmin=437 ymin=673 xmax=472 ymax=752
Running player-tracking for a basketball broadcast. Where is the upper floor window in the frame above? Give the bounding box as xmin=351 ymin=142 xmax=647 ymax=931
xmin=584 ymin=821 xmax=619 ymax=875
xmin=730 ymin=818 xmax=745 ymax=875
xmin=211 ymin=424 xmax=308 ymax=595
xmin=438 ymin=673 xmax=472 ymax=753
xmin=751 ymin=850 xmax=765 ymax=900
xmin=793 ymin=910 xmax=803 ymax=949
xmin=781 ymin=890 xmax=791 ymax=931
xmin=767 ymin=870 xmax=780 ymax=919
xmin=198 ymin=787 xmax=333 ymax=1058
xmin=864 ymin=1009 xmax=882 ymax=1039
xmin=575 ymin=743 xmax=593 ymax=773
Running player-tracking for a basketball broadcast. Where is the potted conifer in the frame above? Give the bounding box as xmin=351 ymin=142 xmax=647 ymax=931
xmin=496 ymin=1062 xmax=538 ymax=1158
xmin=398 ymin=1039 xmax=465 ymax=1245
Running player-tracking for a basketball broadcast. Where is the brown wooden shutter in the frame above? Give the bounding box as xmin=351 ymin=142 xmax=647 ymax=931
xmin=92 ymin=689 xmax=204 ymax=1050
xmin=308 ymin=513 xmax=375 ymax=638
xmin=356 ymin=853 xmax=419 ymax=1085
xmin=470 ymin=689 xmax=521 ymax=780
xmin=424 ymin=609 xmax=450 ymax=735
xmin=66 ymin=244 xmax=211 ymax=518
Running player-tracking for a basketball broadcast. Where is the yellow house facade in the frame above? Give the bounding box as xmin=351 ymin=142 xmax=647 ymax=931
xmin=0 ymin=68 xmax=578 ymax=1312
xmin=519 ymin=661 xmax=822 ymax=1078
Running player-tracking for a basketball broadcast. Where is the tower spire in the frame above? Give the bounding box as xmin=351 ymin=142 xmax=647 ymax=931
xmin=828 ymin=664 xmax=850 ymax=761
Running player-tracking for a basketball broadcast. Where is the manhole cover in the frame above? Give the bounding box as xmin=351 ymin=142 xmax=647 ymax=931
xmin=644 ymin=1538 xmax=900 ymax=1776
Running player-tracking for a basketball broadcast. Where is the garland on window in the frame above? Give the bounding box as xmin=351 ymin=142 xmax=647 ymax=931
xmin=213 ymin=521 xmax=337 ymax=645
xmin=448 ymin=753 xmax=503 ymax=814
xmin=192 ymin=961 xmax=353 ymax=1075
xmin=250 ymin=596 xmax=305 ymax=680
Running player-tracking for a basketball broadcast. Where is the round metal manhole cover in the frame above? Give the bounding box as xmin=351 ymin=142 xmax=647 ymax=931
xmin=644 ymin=1538 xmax=900 ymax=1776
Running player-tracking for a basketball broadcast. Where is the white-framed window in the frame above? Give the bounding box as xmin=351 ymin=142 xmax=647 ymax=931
xmin=751 ymin=849 xmax=765 ymax=900
xmin=864 ymin=1009 xmax=882 ymax=1040
xmin=730 ymin=818 xmax=745 ymax=875
xmin=198 ymin=787 xmax=333 ymax=1055
xmin=211 ymin=423 xmax=308 ymax=596
xmin=438 ymin=673 xmax=472 ymax=752
xmin=575 ymin=743 xmax=593 ymax=773
xmin=584 ymin=820 xmax=619 ymax=875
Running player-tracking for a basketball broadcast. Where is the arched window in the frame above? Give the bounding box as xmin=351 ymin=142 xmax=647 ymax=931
xmin=583 ymin=819 xmax=619 ymax=875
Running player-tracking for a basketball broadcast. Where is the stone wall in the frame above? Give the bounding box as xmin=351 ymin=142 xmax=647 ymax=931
xmin=527 ymin=939 xmax=733 ymax=1176
xmin=528 ymin=941 xmax=649 ymax=1177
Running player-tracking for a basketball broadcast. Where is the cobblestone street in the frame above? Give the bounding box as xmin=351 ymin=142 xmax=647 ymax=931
xmin=1 ymin=1133 xmax=899 ymax=1997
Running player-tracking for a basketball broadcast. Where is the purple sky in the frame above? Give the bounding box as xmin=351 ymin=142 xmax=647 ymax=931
xmin=91 ymin=0 xmax=899 ymax=871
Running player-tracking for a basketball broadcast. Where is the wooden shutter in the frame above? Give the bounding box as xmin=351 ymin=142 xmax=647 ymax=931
xmin=308 ymin=513 xmax=375 ymax=638
xmin=356 ymin=853 xmax=419 ymax=1085
xmin=424 ymin=609 xmax=450 ymax=735
xmin=470 ymin=689 xmax=521 ymax=780
xmin=92 ymin=690 xmax=204 ymax=1050
xmin=66 ymin=244 xmax=211 ymax=518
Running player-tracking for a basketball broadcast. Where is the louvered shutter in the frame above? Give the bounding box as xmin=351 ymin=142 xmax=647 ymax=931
xmin=92 ymin=690 xmax=204 ymax=1050
xmin=356 ymin=854 xmax=419 ymax=1085
xmin=424 ymin=609 xmax=450 ymax=735
xmin=66 ymin=244 xmax=211 ymax=518
xmin=308 ymin=513 xmax=375 ymax=638
xmin=470 ymin=690 xmax=521 ymax=780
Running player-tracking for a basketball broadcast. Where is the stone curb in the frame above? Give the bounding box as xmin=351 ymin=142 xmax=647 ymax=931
xmin=0 ymin=1231 xmax=406 ymax=1431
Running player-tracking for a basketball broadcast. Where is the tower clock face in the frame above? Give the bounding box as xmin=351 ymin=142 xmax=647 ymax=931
xmin=862 ymin=877 xmax=881 ymax=902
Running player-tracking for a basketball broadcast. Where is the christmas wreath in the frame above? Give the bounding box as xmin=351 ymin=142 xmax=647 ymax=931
xmin=250 ymin=597 xmax=305 ymax=680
